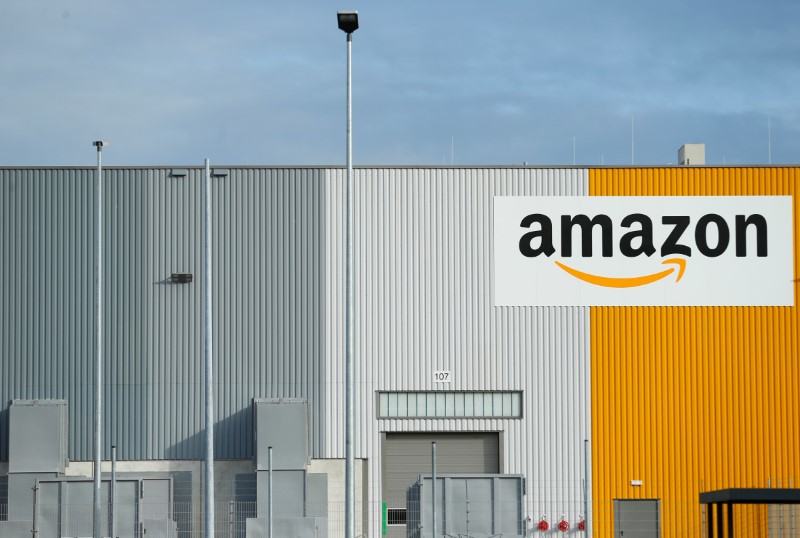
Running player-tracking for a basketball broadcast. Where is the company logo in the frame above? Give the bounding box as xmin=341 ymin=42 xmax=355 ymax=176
xmin=494 ymin=196 xmax=793 ymax=306
xmin=554 ymin=258 xmax=685 ymax=288
xmin=518 ymin=212 xmax=767 ymax=288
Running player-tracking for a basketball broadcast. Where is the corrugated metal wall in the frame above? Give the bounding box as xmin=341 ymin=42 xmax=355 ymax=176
xmin=6 ymin=165 xmax=799 ymax=537
xmin=590 ymin=167 xmax=800 ymax=537
xmin=1 ymin=167 xmax=326 ymax=461
xmin=1 ymin=169 xmax=96 ymax=460
xmin=323 ymin=168 xmax=592 ymax=536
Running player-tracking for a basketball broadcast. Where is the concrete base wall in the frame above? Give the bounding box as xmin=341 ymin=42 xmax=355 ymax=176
xmin=308 ymin=459 xmax=368 ymax=537
xmin=2 ymin=459 xmax=365 ymax=537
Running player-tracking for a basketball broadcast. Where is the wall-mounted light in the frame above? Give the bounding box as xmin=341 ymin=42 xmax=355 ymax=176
xmin=171 ymin=273 xmax=193 ymax=284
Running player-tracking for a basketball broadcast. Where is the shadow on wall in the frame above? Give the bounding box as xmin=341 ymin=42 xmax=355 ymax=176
xmin=165 ymin=404 xmax=252 ymax=460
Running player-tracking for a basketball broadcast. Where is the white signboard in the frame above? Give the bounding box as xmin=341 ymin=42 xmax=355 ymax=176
xmin=494 ymin=196 xmax=794 ymax=306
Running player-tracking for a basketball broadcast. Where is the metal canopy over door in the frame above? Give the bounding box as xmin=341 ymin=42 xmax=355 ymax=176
xmin=383 ymin=432 xmax=500 ymax=538
xmin=614 ymin=499 xmax=660 ymax=538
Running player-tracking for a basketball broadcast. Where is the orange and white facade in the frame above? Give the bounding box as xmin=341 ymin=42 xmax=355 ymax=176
xmin=1 ymin=165 xmax=797 ymax=537
xmin=334 ymin=165 xmax=799 ymax=536
xmin=488 ymin=166 xmax=798 ymax=536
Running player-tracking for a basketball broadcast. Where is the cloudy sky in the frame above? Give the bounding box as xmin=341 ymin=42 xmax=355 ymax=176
xmin=1 ymin=0 xmax=798 ymax=166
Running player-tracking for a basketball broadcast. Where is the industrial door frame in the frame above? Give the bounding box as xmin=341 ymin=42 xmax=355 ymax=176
xmin=380 ymin=431 xmax=503 ymax=536
xmin=613 ymin=498 xmax=661 ymax=538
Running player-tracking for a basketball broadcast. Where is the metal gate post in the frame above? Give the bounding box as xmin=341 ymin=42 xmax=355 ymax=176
xmin=431 ymin=442 xmax=437 ymax=538
xmin=268 ymin=446 xmax=273 ymax=538
xmin=584 ymin=439 xmax=590 ymax=537
xmin=31 ymin=479 xmax=39 ymax=537
xmin=228 ymin=500 xmax=234 ymax=538
xmin=111 ymin=445 xmax=117 ymax=538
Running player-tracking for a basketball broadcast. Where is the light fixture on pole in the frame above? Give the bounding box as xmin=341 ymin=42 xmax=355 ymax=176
xmin=337 ymin=9 xmax=358 ymax=538
xmin=91 ymin=139 xmax=107 ymax=538
xmin=337 ymin=10 xmax=359 ymax=33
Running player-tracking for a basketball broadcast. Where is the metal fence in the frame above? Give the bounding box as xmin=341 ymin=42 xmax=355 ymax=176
xmin=0 ymin=499 xmax=798 ymax=537
xmin=0 ymin=501 xmax=331 ymax=538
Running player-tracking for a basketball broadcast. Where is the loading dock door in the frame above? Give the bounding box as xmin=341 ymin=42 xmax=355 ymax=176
xmin=383 ymin=432 xmax=499 ymax=538
xmin=614 ymin=499 xmax=661 ymax=538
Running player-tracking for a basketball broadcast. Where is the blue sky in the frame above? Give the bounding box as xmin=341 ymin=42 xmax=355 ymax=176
xmin=1 ymin=0 xmax=798 ymax=166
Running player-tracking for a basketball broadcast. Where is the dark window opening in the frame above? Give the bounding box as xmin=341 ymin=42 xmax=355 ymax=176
xmin=387 ymin=508 xmax=407 ymax=526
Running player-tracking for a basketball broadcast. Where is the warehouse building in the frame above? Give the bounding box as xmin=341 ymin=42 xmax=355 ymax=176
xmin=0 ymin=163 xmax=798 ymax=537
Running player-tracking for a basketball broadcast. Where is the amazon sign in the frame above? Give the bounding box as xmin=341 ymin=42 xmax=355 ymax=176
xmin=494 ymin=196 xmax=794 ymax=306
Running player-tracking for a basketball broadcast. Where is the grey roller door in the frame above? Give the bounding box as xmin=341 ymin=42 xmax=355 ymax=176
xmin=614 ymin=499 xmax=660 ymax=538
xmin=383 ymin=432 xmax=499 ymax=538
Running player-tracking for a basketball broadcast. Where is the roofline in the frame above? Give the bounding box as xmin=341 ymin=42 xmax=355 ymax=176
xmin=1 ymin=164 xmax=798 ymax=170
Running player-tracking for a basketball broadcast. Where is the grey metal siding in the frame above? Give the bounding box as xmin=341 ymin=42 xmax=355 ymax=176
xmin=2 ymin=168 xmax=97 ymax=460
xmin=210 ymin=168 xmax=326 ymax=459
xmin=2 ymin=165 xmax=590 ymax=535
xmin=1 ymin=167 xmax=326 ymax=461
xmin=322 ymin=168 xmax=591 ymax=536
xmin=148 ymin=167 xmax=201 ymax=460
xmin=110 ymin=168 xmax=152 ymax=461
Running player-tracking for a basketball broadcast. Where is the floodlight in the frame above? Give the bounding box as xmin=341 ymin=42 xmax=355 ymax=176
xmin=337 ymin=11 xmax=359 ymax=34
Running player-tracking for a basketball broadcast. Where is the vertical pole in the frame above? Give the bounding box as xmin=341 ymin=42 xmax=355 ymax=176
xmin=92 ymin=140 xmax=106 ymax=538
xmin=33 ymin=479 xmax=40 ymax=538
xmin=111 ymin=445 xmax=117 ymax=538
xmin=768 ymin=116 xmax=772 ymax=165
xmin=204 ymin=158 xmax=215 ymax=538
xmin=584 ymin=439 xmax=590 ymax=536
xmin=228 ymin=501 xmax=234 ymax=538
xmin=791 ymin=477 xmax=796 ymax=537
xmin=727 ymin=503 xmax=733 ymax=538
xmin=344 ymin=29 xmax=356 ymax=538
xmin=432 ymin=442 xmax=437 ymax=538
xmin=268 ymin=446 xmax=273 ymax=538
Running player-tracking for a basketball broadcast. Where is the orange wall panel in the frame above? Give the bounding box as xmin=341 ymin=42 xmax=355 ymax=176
xmin=589 ymin=167 xmax=799 ymax=537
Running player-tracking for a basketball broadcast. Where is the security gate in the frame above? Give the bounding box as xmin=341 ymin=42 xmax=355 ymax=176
xmin=32 ymin=477 xmax=173 ymax=537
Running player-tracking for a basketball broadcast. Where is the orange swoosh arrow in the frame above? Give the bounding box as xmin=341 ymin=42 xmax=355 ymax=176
xmin=554 ymin=258 xmax=686 ymax=288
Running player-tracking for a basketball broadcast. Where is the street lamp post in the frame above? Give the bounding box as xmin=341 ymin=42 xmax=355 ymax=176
xmin=337 ymin=10 xmax=358 ymax=538
xmin=91 ymin=140 xmax=107 ymax=538
xmin=203 ymin=158 xmax=215 ymax=538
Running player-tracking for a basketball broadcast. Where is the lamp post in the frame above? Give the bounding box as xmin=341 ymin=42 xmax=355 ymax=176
xmin=337 ymin=10 xmax=358 ymax=538
xmin=203 ymin=158 xmax=215 ymax=538
xmin=91 ymin=140 xmax=107 ymax=538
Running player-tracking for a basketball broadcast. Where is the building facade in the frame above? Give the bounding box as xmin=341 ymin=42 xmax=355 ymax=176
xmin=0 ymin=165 xmax=797 ymax=537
